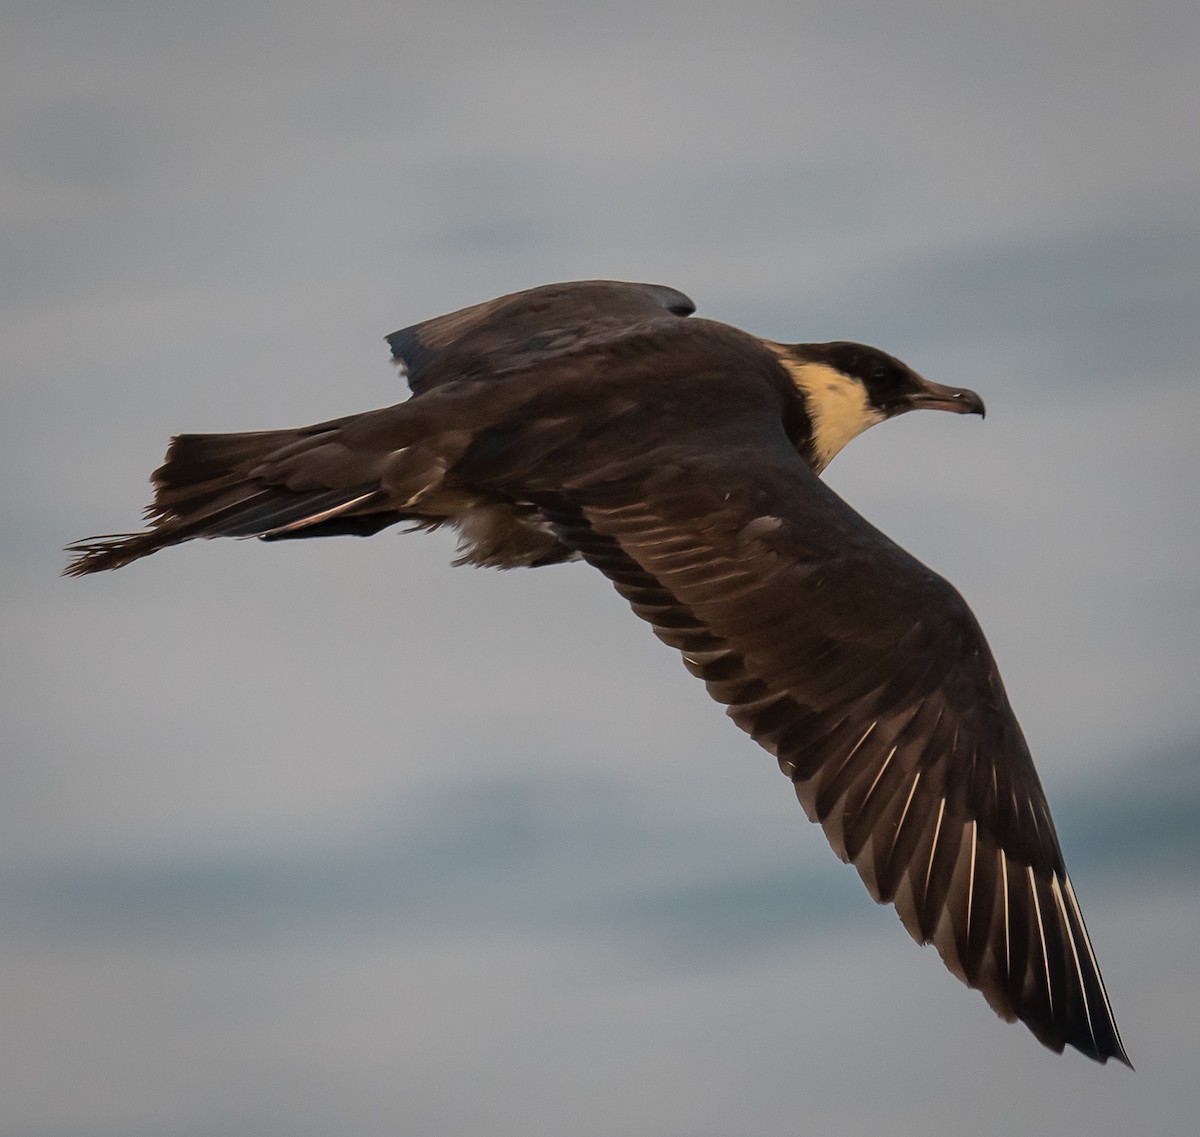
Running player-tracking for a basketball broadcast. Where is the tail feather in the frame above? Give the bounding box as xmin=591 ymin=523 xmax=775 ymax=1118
xmin=65 ymin=529 xmax=191 ymax=576
xmin=64 ymin=427 xmax=384 ymax=576
xmin=155 ymin=429 xmax=303 ymax=490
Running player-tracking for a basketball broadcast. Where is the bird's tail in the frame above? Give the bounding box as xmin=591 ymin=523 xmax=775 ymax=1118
xmin=64 ymin=424 xmax=389 ymax=576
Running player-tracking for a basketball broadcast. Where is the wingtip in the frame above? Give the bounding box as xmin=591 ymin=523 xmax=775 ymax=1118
xmin=1078 ymin=1035 xmax=1133 ymax=1069
xmin=642 ymin=282 xmax=696 ymax=317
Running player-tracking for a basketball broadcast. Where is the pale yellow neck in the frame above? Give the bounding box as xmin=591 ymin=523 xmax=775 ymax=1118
xmin=768 ymin=348 xmax=885 ymax=473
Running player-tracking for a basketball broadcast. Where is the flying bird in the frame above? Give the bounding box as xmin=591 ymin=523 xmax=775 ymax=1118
xmin=66 ymin=280 xmax=1129 ymax=1065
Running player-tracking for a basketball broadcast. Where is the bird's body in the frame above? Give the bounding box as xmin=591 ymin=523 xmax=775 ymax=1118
xmin=67 ymin=280 xmax=1129 ymax=1066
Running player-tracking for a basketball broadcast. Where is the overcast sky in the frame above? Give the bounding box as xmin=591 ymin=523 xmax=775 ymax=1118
xmin=4 ymin=2 xmax=1199 ymax=1134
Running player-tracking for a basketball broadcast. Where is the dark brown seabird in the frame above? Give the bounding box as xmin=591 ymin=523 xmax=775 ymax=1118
xmin=67 ymin=280 xmax=1130 ymax=1066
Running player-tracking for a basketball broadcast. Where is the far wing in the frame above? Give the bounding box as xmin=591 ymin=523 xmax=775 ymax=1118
xmin=385 ymin=279 xmax=694 ymax=395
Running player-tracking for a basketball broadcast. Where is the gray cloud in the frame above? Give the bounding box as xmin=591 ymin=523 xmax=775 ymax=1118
xmin=791 ymin=214 xmax=1200 ymax=386
xmin=8 ymin=736 xmax=1192 ymax=969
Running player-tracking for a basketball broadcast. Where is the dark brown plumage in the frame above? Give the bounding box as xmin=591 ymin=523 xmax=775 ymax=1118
xmin=66 ymin=280 xmax=1129 ymax=1066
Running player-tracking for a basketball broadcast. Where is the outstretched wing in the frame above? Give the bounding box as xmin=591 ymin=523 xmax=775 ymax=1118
xmin=531 ymin=399 xmax=1127 ymax=1065
xmin=386 ymin=279 xmax=695 ymax=395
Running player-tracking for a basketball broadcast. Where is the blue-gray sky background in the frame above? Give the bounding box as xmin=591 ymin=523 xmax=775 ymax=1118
xmin=4 ymin=2 xmax=1199 ymax=1134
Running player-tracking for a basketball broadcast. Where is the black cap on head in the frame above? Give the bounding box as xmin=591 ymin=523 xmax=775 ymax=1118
xmin=802 ymin=342 xmax=985 ymax=418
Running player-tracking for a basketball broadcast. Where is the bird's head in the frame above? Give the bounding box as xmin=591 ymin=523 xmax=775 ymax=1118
xmin=768 ymin=340 xmax=985 ymax=472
